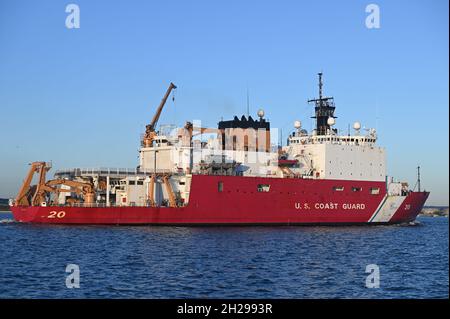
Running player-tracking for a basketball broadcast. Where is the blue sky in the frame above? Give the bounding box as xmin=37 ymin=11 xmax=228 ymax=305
xmin=0 ymin=0 xmax=448 ymax=205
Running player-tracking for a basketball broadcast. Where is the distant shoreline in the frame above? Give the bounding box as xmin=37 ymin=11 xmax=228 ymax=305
xmin=420 ymin=206 xmax=449 ymax=217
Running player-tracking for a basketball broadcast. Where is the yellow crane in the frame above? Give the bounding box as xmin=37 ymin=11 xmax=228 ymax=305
xmin=142 ymin=82 xmax=177 ymax=147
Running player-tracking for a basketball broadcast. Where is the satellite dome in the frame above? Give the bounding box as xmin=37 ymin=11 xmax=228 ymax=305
xmin=257 ymin=109 xmax=265 ymax=118
xmin=294 ymin=120 xmax=302 ymax=129
xmin=327 ymin=117 xmax=336 ymax=126
xmin=353 ymin=121 xmax=361 ymax=130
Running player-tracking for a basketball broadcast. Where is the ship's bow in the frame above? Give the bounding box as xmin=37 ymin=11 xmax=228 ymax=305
xmin=390 ymin=191 xmax=430 ymax=224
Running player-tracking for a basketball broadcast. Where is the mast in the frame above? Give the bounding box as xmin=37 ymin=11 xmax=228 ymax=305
xmin=417 ymin=166 xmax=421 ymax=192
xmin=318 ymin=72 xmax=323 ymax=100
xmin=308 ymin=72 xmax=337 ymax=135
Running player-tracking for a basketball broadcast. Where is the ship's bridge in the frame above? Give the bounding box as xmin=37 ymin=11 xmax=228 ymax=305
xmin=288 ymin=129 xmax=377 ymax=147
xmin=283 ymin=126 xmax=385 ymax=182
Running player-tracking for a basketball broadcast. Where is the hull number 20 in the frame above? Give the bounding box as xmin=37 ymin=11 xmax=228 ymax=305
xmin=47 ymin=211 xmax=66 ymax=219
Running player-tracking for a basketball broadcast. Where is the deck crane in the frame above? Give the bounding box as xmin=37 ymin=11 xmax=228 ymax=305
xmin=184 ymin=121 xmax=219 ymax=140
xmin=14 ymin=162 xmax=96 ymax=206
xmin=44 ymin=179 xmax=96 ymax=205
xmin=14 ymin=162 xmax=50 ymax=206
xmin=142 ymin=82 xmax=177 ymax=147
xmin=31 ymin=178 xmax=96 ymax=206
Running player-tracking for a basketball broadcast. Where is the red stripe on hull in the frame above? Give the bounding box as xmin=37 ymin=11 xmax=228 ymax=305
xmin=11 ymin=175 xmax=429 ymax=225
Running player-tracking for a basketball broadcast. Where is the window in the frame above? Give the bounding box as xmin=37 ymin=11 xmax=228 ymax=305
xmin=352 ymin=187 xmax=362 ymax=192
xmin=218 ymin=181 xmax=223 ymax=192
xmin=129 ymin=181 xmax=136 ymax=185
xmin=257 ymin=184 xmax=271 ymax=192
xmin=333 ymin=186 xmax=344 ymax=191
xmin=370 ymin=187 xmax=380 ymax=195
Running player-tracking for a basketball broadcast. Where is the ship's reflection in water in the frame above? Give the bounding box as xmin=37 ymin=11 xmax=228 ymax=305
xmin=0 ymin=211 xmax=447 ymax=298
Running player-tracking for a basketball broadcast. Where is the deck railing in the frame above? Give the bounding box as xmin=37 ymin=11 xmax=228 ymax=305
xmin=49 ymin=202 xmax=186 ymax=208
xmin=54 ymin=167 xmax=173 ymax=177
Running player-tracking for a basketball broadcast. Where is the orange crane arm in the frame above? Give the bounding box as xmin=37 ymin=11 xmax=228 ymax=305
xmin=45 ymin=179 xmax=95 ymax=205
xmin=40 ymin=183 xmax=82 ymax=195
xmin=46 ymin=179 xmax=94 ymax=192
xmin=162 ymin=175 xmax=177 ymax=208
xmin=192 ymin=127 xmax=219 ymax=137
xmin=148 ymin=175 xmax=155 ymax=207
xmin=15 ymin=162 xmax=46 ymax=206
xmin=184 ymin=121 xmax=219 ymax=137
xmin=143 ymin=82 xmax=177 ymax=147
xmin=31 ymin=163 xmax=51 ymax=206
xmin=149 ymin=82 xmax=177 ymax=131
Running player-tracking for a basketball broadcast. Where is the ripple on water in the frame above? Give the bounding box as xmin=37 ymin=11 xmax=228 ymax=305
xmin=0 ymin=219 xmax=15 ymax=224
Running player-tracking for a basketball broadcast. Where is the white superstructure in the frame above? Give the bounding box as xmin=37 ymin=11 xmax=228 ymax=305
xmin=284 ymin=126 xmax=385 ymax=181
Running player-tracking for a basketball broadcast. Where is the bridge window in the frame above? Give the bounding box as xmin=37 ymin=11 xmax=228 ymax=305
xmin=257 ymin=184 xmax=270 ymax=192
xmin=370 ymin=187 xmax=380 ymax=195
xmin=333 ymin=186 xmax=344 ymax=191
xmin=352 ymin=187 xmax=362 ymax=192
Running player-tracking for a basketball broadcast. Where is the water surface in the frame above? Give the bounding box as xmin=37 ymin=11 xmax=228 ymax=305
xmin=0 ymin=212 xmax=447 ymax=298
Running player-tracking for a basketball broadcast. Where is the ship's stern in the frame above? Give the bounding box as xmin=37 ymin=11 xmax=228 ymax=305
xmin=11 ymin=206 xmax=40 ymax=223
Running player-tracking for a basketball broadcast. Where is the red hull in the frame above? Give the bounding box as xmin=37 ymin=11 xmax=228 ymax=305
xmin=11 ymin=175 xmax=429 ymax=225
